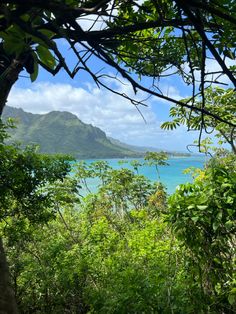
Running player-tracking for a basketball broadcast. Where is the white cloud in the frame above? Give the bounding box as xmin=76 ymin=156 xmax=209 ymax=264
xmin=151 ymin=83 xmax=186 ymax=106
xmin=78 ymin=15 xmax=107 ymax=31
xmin=7 ymin=81 xmax=198 ymax=151
xmin=182 ymin=58 xmax=235 ymax=88
xmin=204 ymin=58 xmax=235 ymax=86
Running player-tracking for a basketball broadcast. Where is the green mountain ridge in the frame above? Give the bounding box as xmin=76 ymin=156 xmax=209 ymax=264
xmin=108 ymin=137 xmax=191 ymax=156
xmin=2 ymin=106 xmax=142 ymax=159
xmin=108 ymin=137 xmax=161 ymax=152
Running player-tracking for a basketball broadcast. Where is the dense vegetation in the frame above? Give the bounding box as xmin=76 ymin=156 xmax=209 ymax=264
xmin=1 ymin=121 xmax=235 ymax=313
xmin=0 ymin=1 xmax=235 ymax=312
xmin=0 ymin=119 xmax=73 ymax=313
xmin=162 ymin=88 xmax=236 ymax=154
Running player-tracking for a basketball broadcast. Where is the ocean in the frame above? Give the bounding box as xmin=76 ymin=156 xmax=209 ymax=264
xmin=80 ymin=156 xmax=207 ymax=194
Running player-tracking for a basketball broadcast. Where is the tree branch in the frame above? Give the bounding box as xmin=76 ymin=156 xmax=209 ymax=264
xmin=188 ymin=0 xmax=236 ymax=25
xmin=89 ymin=41 xmax=236 ymax=127
xmin=175 ymin=0 xmax=236 ymax=88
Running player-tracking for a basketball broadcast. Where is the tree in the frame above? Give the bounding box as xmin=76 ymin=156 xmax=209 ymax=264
xmin=168 ymin=153 xmax=236 ymax=312
xmin=0 ymin=0 xmax=236 ymax=127
xmin=144 ymin=151 xmax=169 ymax=180
xmin=0 ymin=120 xmax=72 ymax=312
xmin=161 ymin=87 xmax=236 ymax=153
xmin=3 ymin=161 xmax=188 ymax=313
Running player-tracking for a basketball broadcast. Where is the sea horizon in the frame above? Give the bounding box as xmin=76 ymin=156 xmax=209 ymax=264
xmin=76 ymin=155 xmax=208 ymax=194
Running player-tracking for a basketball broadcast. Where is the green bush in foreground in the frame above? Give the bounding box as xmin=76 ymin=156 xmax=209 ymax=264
xmin=169 ymin=153 xmax=236 ymax=313
xmin=1 ymin=150 xmax=235 ymax=313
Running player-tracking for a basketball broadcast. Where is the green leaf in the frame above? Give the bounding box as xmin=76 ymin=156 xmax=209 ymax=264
xmin=212 ymin=221 xmax=219 ymax=231
xmin=196 ymin=205 xmax=208 ymax=210
xmin=216 ymin=211 xmax=222 ymax=220
xmin=228 ymin=293 xmax=236 ymax=305
xmin=223 ymin=49 xmax=235 ymax=60
xmin=1 ymin=24 xmax=29 ymax=55
xmin=39 ymin=29 xmax=56 ymax=39
xmin=187 ymin=205 xmax=195 ymax=209
xmin=30 ymin=52 xmax=39 ymax=82
xmin=36 ymin=46 xmax=56 ymax=69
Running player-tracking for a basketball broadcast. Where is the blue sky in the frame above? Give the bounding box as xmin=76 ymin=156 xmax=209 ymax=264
xmin=7 ymin=37 xmax=232 ymax=152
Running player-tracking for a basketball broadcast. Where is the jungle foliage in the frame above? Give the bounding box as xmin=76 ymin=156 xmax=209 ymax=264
xmin=1 ymin=124 xmax=235 ymax=313
xmin=0 ymin=119 xmax=73 ymax=313
xmin=161 ymin=87 xmax=236 ymax=153
xmin=0 ymin=1 xmax=235 ymax=312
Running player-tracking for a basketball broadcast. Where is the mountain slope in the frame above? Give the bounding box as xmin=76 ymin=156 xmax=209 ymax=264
xmin=2 ymin=106 xmax=142 ymax=158
xmin=108 ymin=137 xmax=191 ymax=156
xmin=108 ymin=137 xmax=162 ymax=153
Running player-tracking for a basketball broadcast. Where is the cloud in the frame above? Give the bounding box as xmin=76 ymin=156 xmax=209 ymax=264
xmin=151 ymin=83 xmax=187 ymax=106
xmin=182 ymin=58 xmax=235 ymax=88
xmin=78 ymin=15 xmax=107 ymax=31
xmin=204 ymin=58 xmax=235 ymax=86
xmin=7 ymin=81 xmax=198 ymax=151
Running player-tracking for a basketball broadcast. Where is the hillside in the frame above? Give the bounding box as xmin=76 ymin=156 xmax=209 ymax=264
xmin=108 ymin=137 xmax=162 ymax=153
xmin=2 ymin=106 xmax=142 ymax=159
xmin=108 ymin=137 xmax=191 ymax=156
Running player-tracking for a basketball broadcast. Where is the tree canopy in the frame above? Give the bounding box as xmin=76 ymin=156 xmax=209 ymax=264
xmin=161 ymin=87 xmax=236 ymax=153
xmin=0 ymin=119 xmax=73 ymax=312
xmin=2 ymin=155 xmax=236 ymax=313
xmin=0 ymin=0 xmax=236 ymax=125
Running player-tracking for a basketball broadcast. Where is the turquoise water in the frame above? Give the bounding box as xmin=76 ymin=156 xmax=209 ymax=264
xmin=81 ymin=156 xmax=207 ymax=194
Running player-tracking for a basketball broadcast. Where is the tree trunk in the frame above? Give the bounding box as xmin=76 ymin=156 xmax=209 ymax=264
xmin=0 ymin=54 xmax=25 ymax=115
xmin=0 ymin=54 xmax=25 ymax=313
xmin=0 ymin=237 xmax=18 ymax=314
xmin=0 ymin=74 xmax=16 ymax=115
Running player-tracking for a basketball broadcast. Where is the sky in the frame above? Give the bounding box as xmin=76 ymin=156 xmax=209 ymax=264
xmin=8 ymin=65 xmax=201 ymax=152
xmin=6 ymin=18 xmax=233 ymax=152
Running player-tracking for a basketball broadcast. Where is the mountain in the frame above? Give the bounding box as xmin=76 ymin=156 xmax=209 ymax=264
xmin=108 ymin=137 xmax=162 ymax=153
xmin=2 ymin=106 xmax=142 ymax=159
xmin=108 ymin=137 xmax=191 ymax=157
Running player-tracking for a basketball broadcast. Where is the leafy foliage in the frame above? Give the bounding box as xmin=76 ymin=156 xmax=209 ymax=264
xmin=3 ymin=164 xmax=189 ymax=313
xmin=0 ymin=119 xmax=73 ymax=224
xmin=0 ymin=119 xmax=74 ymax=312
xmin=1 ymin=153 xmax=234 ymax=313
xmin=161 ymin=87 xmax=236 ymax=153
xmin=0 ymin=1 xmax=235 ymax=121
xmin=1 ymin=120 xmax=235 ymax=313
xmin=144 ymin=151 xmax=169 ymax=179
xmin=168 ymin=153 xmax=236 ymax=312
